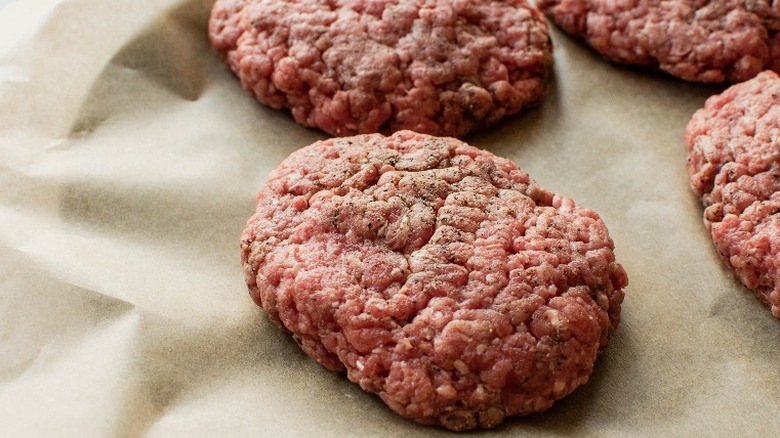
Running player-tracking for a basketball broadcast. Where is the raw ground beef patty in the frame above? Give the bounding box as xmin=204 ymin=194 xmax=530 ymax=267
xmin=209 ymin=0 xmax=552 ymax=138
xmin=536 ymin=0 xmax=780 ymax=83
xmin=686 ymin=70 xmax=780 ymax=318
xmin=241 ymin=131 xmax=628 ymax=430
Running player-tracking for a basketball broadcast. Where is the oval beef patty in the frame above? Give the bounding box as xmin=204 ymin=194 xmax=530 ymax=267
xmin=686 ymin=70 xmax=780 ymax=318
xmin=209 ymin=0 xmax=552 ymax=137
xmin=536 ymin=0 xmax=780 ymax=83
xmin=241 ymin=131 xmax=628 ymax=430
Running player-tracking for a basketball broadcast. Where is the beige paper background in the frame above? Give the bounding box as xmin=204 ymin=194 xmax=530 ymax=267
xmin=0 ymin=0 xmax=778 ymax=436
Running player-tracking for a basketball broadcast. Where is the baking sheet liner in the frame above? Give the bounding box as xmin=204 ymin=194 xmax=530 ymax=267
xmin=0 ymin=1 xmax=778 ymax=436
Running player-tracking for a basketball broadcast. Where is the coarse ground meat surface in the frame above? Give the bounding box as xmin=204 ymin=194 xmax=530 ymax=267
xmin=209 ymin=0 xmax=552 ymax=138
xmin=686 ymin=70 xmax=780 ymax=319
xmin=241 ymin=131 xmax=628 ymax=430
xmin=536 ymin=0 xmax=780 ymax=83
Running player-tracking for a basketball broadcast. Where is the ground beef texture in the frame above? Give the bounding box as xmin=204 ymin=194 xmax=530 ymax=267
xmin=686 ymin=70 xmax=780 ymax=318
xmin=210 ymin=0 xmax=552 ymax=137
xmin=241 ymin=131 xmax=628 ymax=430
xmin=537 ymin=0 xmax=780 ymax=83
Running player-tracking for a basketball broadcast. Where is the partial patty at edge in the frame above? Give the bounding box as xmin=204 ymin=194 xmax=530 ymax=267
xmin=210 ymin=0 xmax=552 ymax=137
xmin=686 ymin=70 xmax=780 ymax=318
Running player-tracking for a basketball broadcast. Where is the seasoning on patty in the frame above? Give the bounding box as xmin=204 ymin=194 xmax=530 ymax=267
xmin=241 ymin=131 xmax=628 ymax=430
xmin=209 ymin=0 xmax=552 ymax=137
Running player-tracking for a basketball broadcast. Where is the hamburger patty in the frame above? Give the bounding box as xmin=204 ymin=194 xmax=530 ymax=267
xmin=209 ymin=0 xmax=552 ymax=137
xmin=241 ymin=131 xmax=628 ymax=430
xmin=536 ymin=0 xmax=780 ymax=83
xmin=686 ymin=70 xmax=780 ymax=318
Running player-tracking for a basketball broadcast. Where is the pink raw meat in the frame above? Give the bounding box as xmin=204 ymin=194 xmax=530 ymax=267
xmin=686 ymin=70 xmax=780 ymax=318
xmin=209 ymin=0 xmax=552 ymax=137
xmin=537 ymin=0 xmax=780 ymax=83
xmin=241 ymin=131 xmax=628 ymax=430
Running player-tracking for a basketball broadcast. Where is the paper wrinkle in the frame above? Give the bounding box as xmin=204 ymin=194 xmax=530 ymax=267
xmin=1 ymin=1 xmax=779 ymax=437
xmin=65 ymin=3 xmax=214 ymax=139
xmin=0 ymin=251 xmax=137 ymax=385
xmin=0 ymin=190 xmax=233 ymax=326
xmin=13 ymin=225 xmax=234 ymax=323
xmin=108 ymin=6 xmax=213 ymax=103
xmin=0 ymin=312 xmax=142 ymax=437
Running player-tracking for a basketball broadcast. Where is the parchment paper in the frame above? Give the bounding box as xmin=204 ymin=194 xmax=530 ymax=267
xmin=0 ymin=1 xmax=778 ymax=436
